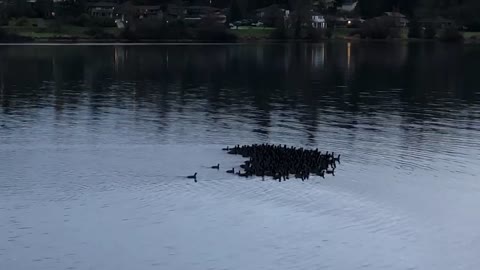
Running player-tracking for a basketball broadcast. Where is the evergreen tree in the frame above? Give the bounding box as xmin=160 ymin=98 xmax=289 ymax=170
xmin=229 ymin=0 xmax=242 ymax=22
xmin=36 ymin=0 xmax=54 ymax=18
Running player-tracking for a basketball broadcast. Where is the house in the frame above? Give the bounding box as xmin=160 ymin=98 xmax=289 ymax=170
xmin=255 ymin=4 xmax=290 ymax=26
xmin=384 ymin=12 xmax=409 ymax=27
xmin=256 ymin=5 xmax=277 ymax=19
xmin=184 ymin=6 xmax=226 ymax=25
xmin=87 ymin=2 xmax=117 ymax=18
xmin=134 ymin=5 xmax=162 ymax=19
xmin=286 ymin=11 xmax=326 ymax=29
xmin=339 ymin=0 xmax=357 ymax=12
xmin=311 ymin=13 xmax=326 ymax=29
xmin=165 ymin=4 xmax=186 ymax=21
xmin=419 ymin=17 xmax=455 ymax=29
xmin=255 ymin=5 xmax=289 ymax=20
xmin=117 ymin=2 xmax=163 ymax=21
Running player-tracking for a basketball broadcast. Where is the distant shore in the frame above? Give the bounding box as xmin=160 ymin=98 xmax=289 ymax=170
xmin=2 ymin=30 xmax=480 ymax=44
xmin=3 ymin=24 xmax=480 ymax=45
xmin=1 ymin=37 xmax=479 ymax=45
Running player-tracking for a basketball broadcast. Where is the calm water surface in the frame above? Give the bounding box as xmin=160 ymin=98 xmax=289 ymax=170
xmin=1 ymin=43 xmax=480 ymax=270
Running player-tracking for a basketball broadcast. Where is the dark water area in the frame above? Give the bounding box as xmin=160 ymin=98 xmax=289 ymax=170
xmin=1 ymin=43 xmax=480 ymax=270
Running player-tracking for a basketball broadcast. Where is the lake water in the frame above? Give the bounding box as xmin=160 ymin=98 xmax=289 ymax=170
xmin=1 ymin=43 xmax=480 ymax=270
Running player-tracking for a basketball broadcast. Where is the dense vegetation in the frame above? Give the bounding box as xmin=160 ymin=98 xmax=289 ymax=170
xmin=1 ymin=0 xmax=478 ymax=41
xmin=2 ymin=0 xmax=480 ymax=21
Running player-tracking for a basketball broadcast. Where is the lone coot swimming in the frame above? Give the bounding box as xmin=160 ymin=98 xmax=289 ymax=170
xmin=187 ymin=173 xmax=197 ymax=182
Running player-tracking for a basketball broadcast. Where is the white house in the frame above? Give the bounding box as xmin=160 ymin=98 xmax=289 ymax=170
xmin=312 ymin=13 xmax=326 ymax=29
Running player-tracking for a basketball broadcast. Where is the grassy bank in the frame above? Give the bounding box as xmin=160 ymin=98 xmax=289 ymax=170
xmin=2 ymin=23 xmax=480 ymax=43
xmin=3 ymin=25 xmax=119 ymax=39
xmin=464 ymin=32 xmax=480 ymax=43
xmin=231 ymin=27 xmax=275 ymax=40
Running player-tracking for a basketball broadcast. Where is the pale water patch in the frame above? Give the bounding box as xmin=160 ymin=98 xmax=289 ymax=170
xmin=1 ymin=144 xmax=479 ymax=270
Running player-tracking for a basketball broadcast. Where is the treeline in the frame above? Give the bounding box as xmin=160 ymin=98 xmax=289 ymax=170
xmin=3 ymin=0 xmax=480 ymax=18
xmin=0 ymin=0 xmax=297 ymax=18
xmin=358 ymin=0 xmax=480 ymax=29
xmin=2 ymin=0 xmax=480 ymax=29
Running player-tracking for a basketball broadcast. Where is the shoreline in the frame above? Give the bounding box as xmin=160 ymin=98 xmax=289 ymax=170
xmin=1 ymin=36 xmax=479 ymax=45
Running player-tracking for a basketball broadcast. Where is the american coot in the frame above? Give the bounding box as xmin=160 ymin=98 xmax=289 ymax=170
xmin=226 ymin=168 xmax=235 ymax=174
xmin=222 ymin=144 xmax=340 ymax=181
xmin=187 ymin=173 xmax=197 ymax=182
xmin=236 ymin=171 xmax=248 ymax=177
xmin=211 ymin=164 xmax=220 ymax=170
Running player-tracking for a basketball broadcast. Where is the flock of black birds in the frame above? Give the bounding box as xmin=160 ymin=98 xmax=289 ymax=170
xmin=188 ymin=144 xmax=340 ymax=182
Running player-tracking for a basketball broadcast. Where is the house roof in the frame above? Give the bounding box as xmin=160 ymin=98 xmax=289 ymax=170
xmin=87 ymin=1 xmax=117 ymax=8
xmin=187 ymin=6 xmax=220 ymax=12
xmin=419 ymin=17 xmax=454 ymax=24
xmin=342 ymin=0 xmax=357 ymax=5
xmin=255 ymin=4 xmax=287 ymax=13
xmin=117 ymin=2 xmax=162 ymax=13
xmin=384 ymin=12 xmax=406 ymax=18
xmin=185 ymin=5 xmax=224 ymax=16
xmin=134 ymin=5 xmax=161 ymax=10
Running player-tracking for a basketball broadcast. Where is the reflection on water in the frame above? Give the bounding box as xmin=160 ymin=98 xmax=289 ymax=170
xmin=1 ymin=43 xmax=479 ymax=166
